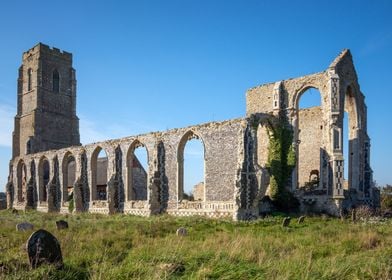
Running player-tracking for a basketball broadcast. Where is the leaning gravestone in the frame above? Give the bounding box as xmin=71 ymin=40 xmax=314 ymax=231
xmin=27 ymin=229 xmax=63 ymax=269
xmin=282 ymin=217 xmax=291 ymax=227
xmin=16 ymin=222 xmax=34 ymax=232
xmin=56 ymin=220 xmax=69 ymax=230
xmin=176 ymin=227 xmax=187 ymax=236
xmin=298 ymin=216 xmax=305 ymax=224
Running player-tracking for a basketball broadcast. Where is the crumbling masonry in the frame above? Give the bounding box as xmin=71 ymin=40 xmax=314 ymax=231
xmin=5 ymin=43 xmax=379 ymax=219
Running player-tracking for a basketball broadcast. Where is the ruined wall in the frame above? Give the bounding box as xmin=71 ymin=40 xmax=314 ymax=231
xmin=192 ymin=182 xmax=204 ymax=201
xmin=297 ymin=106 xmax=323 ymax=187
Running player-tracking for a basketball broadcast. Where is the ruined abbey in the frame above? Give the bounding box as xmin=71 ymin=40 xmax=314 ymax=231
xmin=5 ymin=43 xmax=379 ymax=220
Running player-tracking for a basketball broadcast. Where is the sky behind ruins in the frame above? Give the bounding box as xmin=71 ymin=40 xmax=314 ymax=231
xmin=0 ymin=0 xmax=392 ymax=191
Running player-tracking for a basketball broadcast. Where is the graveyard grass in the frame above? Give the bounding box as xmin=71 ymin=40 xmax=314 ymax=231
xmin=1 ymin=210 xmax=392 ymax=279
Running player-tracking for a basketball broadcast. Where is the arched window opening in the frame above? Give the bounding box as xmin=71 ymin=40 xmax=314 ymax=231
xmin=39 ymin=158 xmax=50 ymax=202
xmin=343 ymin=86 xmax=359 ymax=190
xmin=129 ymin=146 xmax=148 ymax=200
xmin=92 ymin=147 xmax=108 ymax=201
xmin=52 ymin=69 xmax=60 ymax=93
xmin=297 ymin=88 xmax=322 ymax=189
xmin=27 ymin=68 xmax=32 ymax=91
xmin=343 ymin=111 xmax=349 ymax=183
xmin=178 ymin=133 xmax=205 ymax=201
xmin=63 ymin=153 xmax=76 ymax=202
xmin=17 ymin=161 xmax=27 ymax=202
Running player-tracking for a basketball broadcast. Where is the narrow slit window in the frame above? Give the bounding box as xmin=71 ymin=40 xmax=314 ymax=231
xmin=53 ymin=69 xmax=60 ymax=92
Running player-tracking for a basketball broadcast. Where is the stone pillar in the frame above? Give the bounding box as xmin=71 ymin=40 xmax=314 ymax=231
xmin=328 ymin=71 xmax=345 ymax=200
xmin=74 ymin=151 xmax=88 ymax=212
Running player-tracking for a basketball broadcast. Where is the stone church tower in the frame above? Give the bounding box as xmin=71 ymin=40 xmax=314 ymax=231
xmin=12 ymin=43 xmax=80 ymax=158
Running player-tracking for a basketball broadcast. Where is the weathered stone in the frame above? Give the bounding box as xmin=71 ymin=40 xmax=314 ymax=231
xmin=56 ymin=220 xmax=68 ymax=230
xmin=5 ymin=44 xmax=378 ymax=220
xmin=16 ymin=222 xmax=34 ymax=232
xmin=282 ymin=217 xmax=291 ymax=227
xmin=27 ymin=229 xmax=63 ymax=269
xmin=298 ymin=216 xmax=305 ymax=224
xmin=176 ymin=227 xmax=187 ymax=236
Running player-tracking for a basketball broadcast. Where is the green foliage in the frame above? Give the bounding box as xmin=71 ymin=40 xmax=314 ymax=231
xmin=68 ymin=198 xmax=74 ymax=213
xmin=1 ymin=211 xmax=392 ymax=279
xmin=266 ymin=119 xmax=298 ymax=211
xmin=381 ymin=184 xmax=392 ymax=211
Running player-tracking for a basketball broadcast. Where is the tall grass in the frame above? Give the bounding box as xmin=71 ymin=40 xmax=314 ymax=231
xmin=0 ymin=210 xmax=391 ymax=279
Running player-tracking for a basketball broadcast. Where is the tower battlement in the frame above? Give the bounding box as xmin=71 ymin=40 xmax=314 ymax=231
xmin=22 ymin=43 xmax=72 ymax=61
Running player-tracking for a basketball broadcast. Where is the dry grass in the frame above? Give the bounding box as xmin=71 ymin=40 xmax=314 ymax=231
xmin=1 ymin=210 xmax=392 ymax=279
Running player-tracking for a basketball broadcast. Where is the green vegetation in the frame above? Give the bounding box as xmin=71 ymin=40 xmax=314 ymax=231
xmin=1 ymin=211 xmax=392 ymax=279
xmin=266 ymin=120 xmax=298 ymax=211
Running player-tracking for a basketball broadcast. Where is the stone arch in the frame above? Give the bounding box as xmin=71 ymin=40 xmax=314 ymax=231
xmin=177 ymin=130 xmax=206 ymax=201
xmin=294 ymin=86 xmax=325 ymax=189
xmin=16 ymin=159 xmax=27 ymax=202
xmin=90 ymin=146 xmax=109 ymax=201
xmin=61 ymin=151 xmax=76 ymax=202
xmin=126 ymin=140 xmax=149 ymax=201
xmin=38 ymin=156 xmax=50 ymax=203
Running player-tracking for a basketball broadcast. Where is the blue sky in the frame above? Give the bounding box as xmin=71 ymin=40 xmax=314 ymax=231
xmin=0 ymin=0 xmax=391 ymax=193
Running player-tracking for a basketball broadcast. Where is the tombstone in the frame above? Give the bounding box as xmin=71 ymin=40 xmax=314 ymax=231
xmin=27 ymin=229 xmax=63 ymax=269
xmin=351 ymin=208 xmax=357 ymax=222
xmin=16 ymin=222 xmax=34 ymax=232
xmin=282 ymin=217 xmax=291 ymax=227
xmin=298 ymin=216 xmax=305 ymax=224
xmin=176 ymin=227 xmax=187 ymax=236
xmin=56 ymin=220 xmax=69 ymax=230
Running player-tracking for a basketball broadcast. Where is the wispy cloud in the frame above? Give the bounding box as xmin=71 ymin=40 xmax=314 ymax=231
xmin=0 ymin=104 xmax=14 ymax=147
xmin=79 ymin=114 xmax=157 ymax=145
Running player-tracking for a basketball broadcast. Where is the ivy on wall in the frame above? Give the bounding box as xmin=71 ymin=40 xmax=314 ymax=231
xmin=266 ymin=119 xmax=298 ymax=210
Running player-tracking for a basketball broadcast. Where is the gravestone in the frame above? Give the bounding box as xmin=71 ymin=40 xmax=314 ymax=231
xmin=176 ymin=227 xmax=187 ymax=236
xmin=27 ymin=229 xmax=63 ymax=269
xmin=56 ymin=220 xmax=69 ymax=230
xmin=16 ymin=222 xmax=34 ymax=232
xmin=298 ymin=216 xmax=305 ymax=224
xmin=282 ymin=217 xmax=291 ymax=227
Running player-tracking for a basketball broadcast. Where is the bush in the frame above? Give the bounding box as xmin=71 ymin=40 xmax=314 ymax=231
xmin=380 ymin=184 xmax=392 ymax=211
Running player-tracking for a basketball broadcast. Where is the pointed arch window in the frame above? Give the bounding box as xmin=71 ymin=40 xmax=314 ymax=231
xmin=27 ymin=68 xmax=32 ymax=91
xmin=52 ymin=69 xmax=60 ymax=93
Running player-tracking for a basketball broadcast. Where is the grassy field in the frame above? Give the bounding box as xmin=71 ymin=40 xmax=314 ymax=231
xmin=0 ymin=210 xmax=392 ymax=279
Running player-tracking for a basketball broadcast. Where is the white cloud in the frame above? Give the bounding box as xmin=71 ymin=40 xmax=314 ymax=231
xmin=0 ymin=104 xmax=14 ymax=147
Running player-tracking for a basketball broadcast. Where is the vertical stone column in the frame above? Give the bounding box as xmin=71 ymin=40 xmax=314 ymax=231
xmin=148 ymin=141 xmax=166 ymax=215
xmin=74 ymin=151 xmax=88 ymax=212
xmin=328 ymin=71 xmax=345 ymax=199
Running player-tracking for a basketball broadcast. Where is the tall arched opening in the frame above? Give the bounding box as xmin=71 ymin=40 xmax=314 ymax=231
xmin=62 ymin=152 xmax=76 ymax=202
xmin=177 ymin=131 xmax=205 ymax=201
xmin=126 ymin=141 xmax=148 ymax=201
xmin=38 ymin=157 xmax=50 ymax=202
xmin=91 ymin=147 xmax=108 ymax=201
xmin=296 ymin=87 xmax=323 ymax=189
xmin=343 ymin=86 xmax=359 ymax=191
xmin=16 ymin=160 xmax=27 ymax=202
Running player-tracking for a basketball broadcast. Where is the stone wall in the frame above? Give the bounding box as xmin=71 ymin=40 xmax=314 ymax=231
xmin=297 ymin=106 xmax=323 ymax=187
xmin=5 ymin=46 xmax=377 ymax=219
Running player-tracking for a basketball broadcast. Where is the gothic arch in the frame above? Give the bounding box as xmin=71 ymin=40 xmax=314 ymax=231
xmin=61 ymin=151 xmax=76 ymax=202
xmin=38 ymin=156 xmax=50 ymax=202
xmin=177 ymin=130 xmax=206 ymax=201
xmin=90 ymin=146 xmax=109 ymax=201
xmin=126 ymin=140 xmax=149 ymax=201
xmin=16 ymin=159 xmax=27 ymax=202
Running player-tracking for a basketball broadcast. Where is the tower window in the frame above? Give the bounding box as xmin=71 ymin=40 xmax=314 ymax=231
xmin=26 ymin=139 xmax=32 ymax=155
xmin=52 ymin=69 xmax=60 ymax=93
xmin=27 ymin=68 xmax=32 ymax=91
